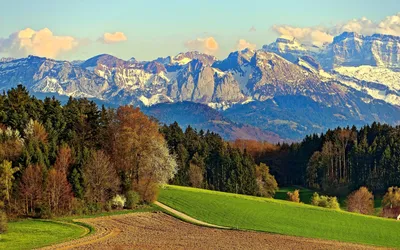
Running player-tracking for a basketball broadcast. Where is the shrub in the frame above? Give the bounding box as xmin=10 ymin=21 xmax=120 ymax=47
xmin=287 ymin=189 xmax=300 ymax=203
xmin=125 ymin=191 xmax=140 ymax=209
xmin=328 ymin=197 xmax=340 ymax=210
xmin=112 ymin=195 xmax=126 ymax=209
xmin=34 ymin=204 xmax=52 ymax=219
xmin=347 ymin=187 xmax=374 ymax=215
xmin=0 ymin=210 xmax=7 ymax=233
xmin=311 ymin=192 xmax=340 ymax=209
xmin=86 ymin=202 xmax=102 ymax=214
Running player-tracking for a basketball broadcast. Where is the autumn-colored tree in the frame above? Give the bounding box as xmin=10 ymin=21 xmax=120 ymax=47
xmin=45 ymin=168 xmax=73 ymax=215
xmin=111 ymin=106 xmax=177 ymax=201
xmin=231 ymin=139 xmax=279 ymax=160
xmin=24 ymin=119 xmax=48 ymax=144
xmin=0 ymin=160 xmax=19 ymax=204
xmin=54 ymin=145 xmax=73 ymax=173
xmin=347 ymin=186 xmax=374 ymax=215
xmin=19 ymin=164 xmax=44 ymax=215
xmin=382 ymin=186 xmax=400 ymax=208
xmin=287 ymin=189 xmax=300 ymax=203
xmin=133 ymin=139 xmax=177 ymax=202
xmin=0 ymin=127 xmax=24 ymax=161
xmin=83 ymin=150 xmax=119 ymax=205
xmin=255 ymin=163 xmax=278 ymax=198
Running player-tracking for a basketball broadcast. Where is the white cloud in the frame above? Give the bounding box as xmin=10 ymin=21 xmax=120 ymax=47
xmin=0 ymin=28 xmax=79 ymax=59
xmin=272 ymin=13 xmax=400 ymax=46
xmin=272 ymin=25 xmax=333 ymax=47
xmin=184 ymin=37 xmax=219 ymax=55
xmin=98 ymin=32 xmax=127 ymax=44
xmin=236 ymin=39 xmax=256 ymax=51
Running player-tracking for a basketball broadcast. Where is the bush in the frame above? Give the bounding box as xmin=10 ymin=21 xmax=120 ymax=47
xmin=86 ymin=202 xmax=103 ymax=214
xmin=347 ymin=187 xmax=374 ymax=215
xmin=125 ymin=191 xmax=140 ymax=209
xmin=311 ymin=192 xmax=340 ymax=209
xmin=112 ymin=195 xmax=126 ymax=209
xmin=287 ymin=189 xmax=300 ymax=203
xmin=0 ymin=211 xmax=7 ymax=233
xmin=34 ymin=205 xmax=52 ymax=219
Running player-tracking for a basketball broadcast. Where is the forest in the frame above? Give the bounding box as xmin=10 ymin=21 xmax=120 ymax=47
xmin=232 ymin=123 xmax=400 ymax=196
xmin=2 ymin=85 xmax=400 ymax=225
xmin=0 ymin=85 xmax=276 ymax=225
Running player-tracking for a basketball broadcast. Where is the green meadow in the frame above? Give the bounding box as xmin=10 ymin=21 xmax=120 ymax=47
xmin=159 ymin=185 xmax=400 ymax=248
xmin=0 ymin=220 xmax=85 ymax=250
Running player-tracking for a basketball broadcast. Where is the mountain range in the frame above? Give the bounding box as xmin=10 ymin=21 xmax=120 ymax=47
xmin=1 ymin=31 xmax=400 ymax=141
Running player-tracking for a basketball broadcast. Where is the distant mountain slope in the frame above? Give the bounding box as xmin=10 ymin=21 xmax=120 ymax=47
xmin=223 ymin=95 xmax=400 ymax=140
xmin=143 ymin=102 xmax=284 ymax=143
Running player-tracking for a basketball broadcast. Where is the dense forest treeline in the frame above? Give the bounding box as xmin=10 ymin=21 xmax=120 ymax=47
xmin=232 ymin=123 xmax=400 ymax=196
xmin=161 ymin=122 xmax=277 ymax=197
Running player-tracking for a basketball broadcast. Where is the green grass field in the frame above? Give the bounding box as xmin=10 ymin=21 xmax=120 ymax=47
xmin=0 ymin=220 xmax=85 ymax=250
xmin=158 ymin=185 xmax=400 ymax=248
xmin=275 ymin=186 xmax=383 ymax=213
xmin=0 ymin=206 xmax=157 ymax=250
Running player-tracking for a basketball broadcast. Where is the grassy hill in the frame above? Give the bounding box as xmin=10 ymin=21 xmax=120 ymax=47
xmin=158 ymin=185 xmax=400 ymax=248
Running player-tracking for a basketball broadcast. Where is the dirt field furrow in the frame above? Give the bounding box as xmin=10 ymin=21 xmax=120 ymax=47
xmin=41 ymin=212 xmax=385 ymax=250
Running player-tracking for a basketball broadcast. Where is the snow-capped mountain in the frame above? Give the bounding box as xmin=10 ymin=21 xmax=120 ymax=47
xmin=261 ymin=31 xmax=400 ymax=107
xmin=1 ymin=31 xmax=400 ymax=140
xmin=263 ymin=32 xmax=400 ymax=70
xmin=262 ymin=36 xmax=321 ymax=63
xmin=324 ymin=32 xmax=400 ymax=69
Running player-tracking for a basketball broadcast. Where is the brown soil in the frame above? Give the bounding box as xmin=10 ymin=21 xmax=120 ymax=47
xmin=41 ymin=212 xmax=385 ymax=250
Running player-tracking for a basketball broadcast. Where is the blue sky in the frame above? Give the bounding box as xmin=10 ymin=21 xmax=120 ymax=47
xmin=0 ymin=0 xmax=399 ymax=60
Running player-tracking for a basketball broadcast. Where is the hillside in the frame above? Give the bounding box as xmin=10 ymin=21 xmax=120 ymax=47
xmin=143 ymin=101 xmax=284 ymax=142
xmin=158 ymin=185 xmax=400 ymax=248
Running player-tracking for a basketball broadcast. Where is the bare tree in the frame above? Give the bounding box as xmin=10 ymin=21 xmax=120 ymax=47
xmin=189 ymin=163 xmax=203 ymax=188
xmin=83 ymin=150 xmax=120 ymax=205
xmin=46 ymin=168 xmax=73 ymax=215
xmin=20 ymin=164 xmax=44 ymax=215
xmin=54 ymin=145 xmax=73 ymax=173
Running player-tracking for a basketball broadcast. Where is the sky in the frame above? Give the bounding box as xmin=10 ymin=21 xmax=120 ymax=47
xmin=0 ymin=0 xmax=399 ymax=61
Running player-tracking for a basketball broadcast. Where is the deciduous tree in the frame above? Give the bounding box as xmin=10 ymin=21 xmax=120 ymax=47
xmin=0 ymin=160 xmax=19 ymax=204
xmin=19 ymin=164 xmax=44 ymax=215
xmin=347 ymin=186 xmax=374 ymax=215
xmin=46 ymin=168 xmax=73 ymax=215
xmin=83 ymin=150 xmax=119 ymax=205
xmin=256 ymin=163 xmax=278 ymax=198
